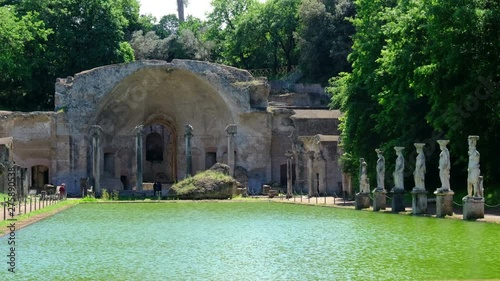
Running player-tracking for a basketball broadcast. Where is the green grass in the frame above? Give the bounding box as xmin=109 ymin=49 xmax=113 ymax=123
xmin=0 ymin=199 xmax=80 ymax=235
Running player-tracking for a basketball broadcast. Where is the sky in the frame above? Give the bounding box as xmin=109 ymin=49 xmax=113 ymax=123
xmin=139 ymin=0 xmax=214 ymax=21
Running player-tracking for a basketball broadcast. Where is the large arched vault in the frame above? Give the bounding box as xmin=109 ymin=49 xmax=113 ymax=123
xmin=53 ymin=60 xmax=272 ymax=192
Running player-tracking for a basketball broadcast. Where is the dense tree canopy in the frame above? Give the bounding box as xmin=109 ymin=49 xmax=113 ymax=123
xmin=296 ymin=0 xmax=355 ymax=83
xmin=329 ymin=0 xmax=500 ymax=191
xmin=0 ymin=0 xmax=137 ymax=111
xmin=1 ymin=0 xmax=498 ymax=194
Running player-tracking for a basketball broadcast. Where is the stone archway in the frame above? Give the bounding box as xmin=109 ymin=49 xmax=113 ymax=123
xmin=142 ymin=119 xmax=177 ymax=183
xmin=54 ymin=60 xmax=272 ymax=193
xmin=88 ymin=66 xmax=236 ymax=188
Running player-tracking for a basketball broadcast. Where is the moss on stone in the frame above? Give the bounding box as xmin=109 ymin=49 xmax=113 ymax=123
xmin=171 ymin=168 xmax=238 ymax=200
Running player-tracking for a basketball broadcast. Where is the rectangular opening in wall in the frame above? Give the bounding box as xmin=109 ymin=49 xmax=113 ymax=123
xmin=280 ymin=164 xmax=296 ymax=187
xmin=104 ymin=153 xmax=114 ymax=176
xmin=205 ymin=152 xmax=217 ymax=169
xmin=121 ymin=176 xmax=129 ymax=190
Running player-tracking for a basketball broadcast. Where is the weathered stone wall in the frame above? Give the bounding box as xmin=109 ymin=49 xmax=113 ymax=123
xmin=269 ymin=108 xmax=295 ymax=186
xmin=0 ymin=112 xmax=58 ymax=187
xmin=1 ymin=60 xmax=343 ymax=197
xmin=300 ymin=136 xmax=342 ymax=195
xmin=54 ymin=60 xmax=271 ymax=195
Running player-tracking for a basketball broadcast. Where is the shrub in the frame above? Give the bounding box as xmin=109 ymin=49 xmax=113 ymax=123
xmin=101 ymin=189 xmax=110 ymax=200
xmin=171 ymin=168 xmax=238 ymax=200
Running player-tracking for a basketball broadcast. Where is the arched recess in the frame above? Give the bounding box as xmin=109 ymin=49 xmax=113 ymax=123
xmin=89 ymin=66 xmax=236 ymax=185
xmin=146 ymin=132 xmax=163 ymax=162
xmin=143 ymin=118 xmax=177 ymax=183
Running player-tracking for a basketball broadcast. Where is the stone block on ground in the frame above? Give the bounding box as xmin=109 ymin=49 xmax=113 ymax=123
xmin=355 ymin=193 xmax=370 ymax=210
xmin=463 ymin=196 xmax=484 ymax=220
xmin=434 ymin=190 xmax=454 ymax=218
xmin=391 ymin=189 xmax=405 ymax=213
xmin=372 ymin=189 xmax=387 ymax=211
xmin=411 ymin=189 xmax=428 ymax=215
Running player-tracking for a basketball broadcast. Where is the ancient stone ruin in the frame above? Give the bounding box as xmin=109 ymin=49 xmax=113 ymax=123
xmin=0 ymin=60 xmax=342 ymax=196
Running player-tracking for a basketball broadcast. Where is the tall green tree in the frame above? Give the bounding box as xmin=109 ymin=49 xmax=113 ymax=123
xmin=0 ymin=5 xmax=51 ymax=110
xmin=0 ymin=0 xmax=138 ymax=111
xmin=329 ymin=0 xmax=500 ymax=190
xmin=297 ymin=0 xmax=355 ymax=83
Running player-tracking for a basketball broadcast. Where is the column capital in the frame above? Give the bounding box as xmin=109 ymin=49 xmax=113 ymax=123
xmin=89 ymin=125 xmax=103 ymax=138
xmin=185 ymin=124 xmax=194 ymax=137
xmin=437 ymin=139 xmax=450 ymax=147
xmin=307 ymin=150 xmax=315 ymax=160
xmin=225 ymin=124 xmax=237 ymax=135
xmin=285 ymin=150 xmax=294 ymax=159
xmin=134 ymin=125 xmax=144 ymax=137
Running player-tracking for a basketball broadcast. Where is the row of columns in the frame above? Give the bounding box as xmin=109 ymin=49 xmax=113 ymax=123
xmin=284 ymin=149 xmax=322 ymax=197
xmin=89 ymin=124 xmax=238 ymax=193
xmin=354 ymin=135 xmax=484 ymax=220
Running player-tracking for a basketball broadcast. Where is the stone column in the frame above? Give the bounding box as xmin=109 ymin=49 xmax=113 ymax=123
xmin=90 ymin=125 xmax=102 ymax=194
xmin=391 ymin=146 xmax=405 ymax=213
xmin=185 ymin=124 xmax=193 ymax=177
xmin=307 ymin=151 xmax=315 ymax=197
xmin=434 ymin=140 xmax=454 ymax=217
xmin=411 ymin=143 xmax=428 ymax=215
xmin=134 ymin=125 xmax=144 ymax=191
xmin=463 ymin=135 xmax=484 ymax=220
xmin=225 ymin=124 xmax=237 ymax=176
xmin=285 ymin=150 xmax=294 ymax=198
xmin=373 ymin=149 xmax=387 ymax=211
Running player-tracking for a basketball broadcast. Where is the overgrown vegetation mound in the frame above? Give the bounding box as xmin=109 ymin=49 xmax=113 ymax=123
xmin=171 ymin=165 xmax=238 ymax=199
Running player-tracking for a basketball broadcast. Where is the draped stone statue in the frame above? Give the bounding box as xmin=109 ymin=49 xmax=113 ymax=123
xmin=375 ymin=149 xmax=385 ymax=190
xmin=359 ymin=158 xmax=370 ymax=193
xmin=467 ymin=136 xmax=481 ymax=197
xmin=413 ymin=143 xmax=426 ymax=191
xmin=393 ymin=147 xmax=404 ymax=190
xmin=437 ymin=140 xmax=451 ymax=191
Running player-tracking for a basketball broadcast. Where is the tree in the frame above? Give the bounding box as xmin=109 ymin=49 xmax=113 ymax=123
xmin=206 ymin=0 xmax=260 ymax=64
xmin=206 ymin=0 xmax=300 ymax=73
xmin=297 ymin=0 xmax=355 ymax=83
xmin=177 ymin=0 xmax=188 ymax=22
xmin=263 ymin=0 xmax=301 ymax=73
xmin=329 ymin=0 xmax=500 ymax=190
xmin=0 ymin=0 xmax=140 ymax=111
xmin=154 ymin=14 xmax=180 ymax=38
xmin=0 ymin=5 xmax=51 ymax=110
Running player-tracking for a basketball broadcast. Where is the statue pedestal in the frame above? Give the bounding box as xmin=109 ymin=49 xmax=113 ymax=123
xmin=411 ymin=189 xmax=428 ymax=215
xmin=355 ymin=193 xmax=370 ymax=210
xmin=391 ymin=188 xmax=405 ymax=213
xmin=372 ymin=189 xmax=387 ymax=211
xmin=434 ymin=189 xmax=454 ymax=217
xmin=463 ymin=196 xmax=484 ymax=220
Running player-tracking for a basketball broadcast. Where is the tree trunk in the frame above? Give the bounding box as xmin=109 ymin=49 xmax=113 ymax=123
xmin=177 ymin=0 xmax=185 ymax=22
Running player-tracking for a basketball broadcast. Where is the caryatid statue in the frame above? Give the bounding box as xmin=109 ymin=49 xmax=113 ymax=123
xmin=359 ymin=158 xmax=370 ymax=193
xmin=393 ymin=147 xmax=405 ymax=190
xmin=413 ymin=143 xmax=426 ymax=190
xmin=467 ymin=136 xmax=481 ymax=197
xmin=437 ymin=140 xmax=451 ymax=191
xmin=375 ymin=149 xmax=385 ymax=190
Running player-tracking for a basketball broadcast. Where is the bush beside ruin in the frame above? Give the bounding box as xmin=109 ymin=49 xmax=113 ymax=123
xmin=171 ymin=164 xmax=238 ymax=199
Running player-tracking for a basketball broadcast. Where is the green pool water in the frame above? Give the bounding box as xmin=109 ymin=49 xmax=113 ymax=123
xmin=1 ymin=202 xmax=499 ymax=280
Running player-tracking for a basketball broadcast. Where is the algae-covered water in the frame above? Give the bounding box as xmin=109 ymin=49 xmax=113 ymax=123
xmin=0 ymin=202 xmax=499 ymax=280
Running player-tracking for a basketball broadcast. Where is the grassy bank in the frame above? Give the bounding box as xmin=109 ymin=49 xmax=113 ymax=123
xmin=0 ymin=199 xmax=80 ymax=235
